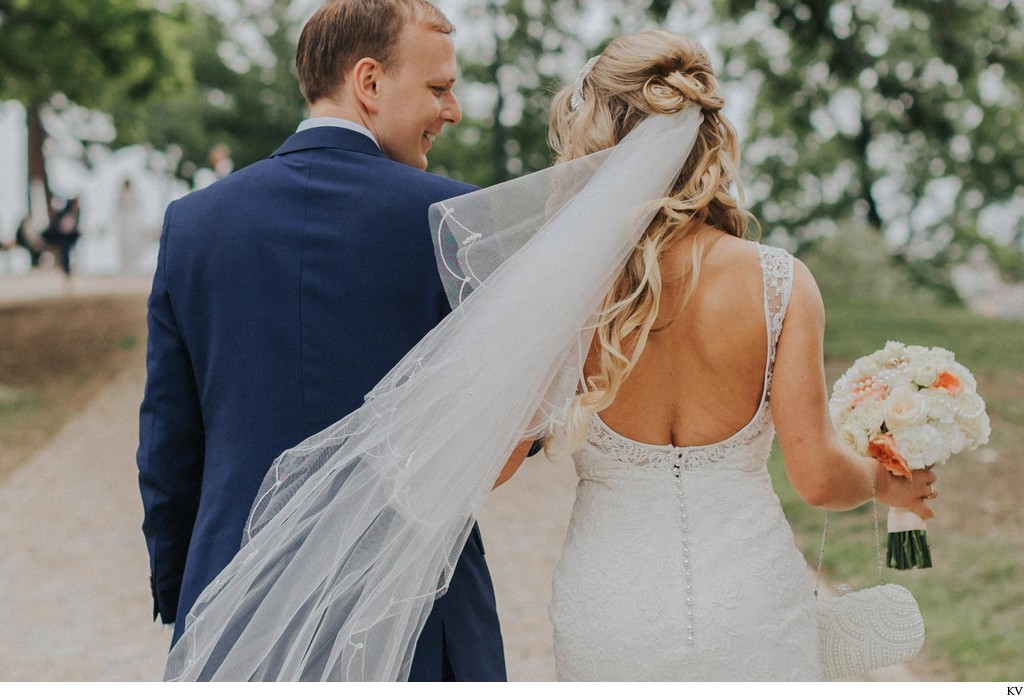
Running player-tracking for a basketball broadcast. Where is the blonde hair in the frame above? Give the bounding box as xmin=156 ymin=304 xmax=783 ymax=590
xmin=548 ymin=30 xmax=759 ymax=444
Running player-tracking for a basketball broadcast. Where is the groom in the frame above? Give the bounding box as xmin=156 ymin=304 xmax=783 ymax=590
xmin=137 ymin=0 xmax=506 ymax=681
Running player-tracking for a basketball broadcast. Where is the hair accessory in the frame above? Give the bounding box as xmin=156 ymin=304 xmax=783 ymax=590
xmin=570 ymin=55 xmax=601 ymax=112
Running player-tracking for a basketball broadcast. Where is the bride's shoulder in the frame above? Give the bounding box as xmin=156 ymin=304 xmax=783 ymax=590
xmin=708 ymin=237 xmax=823 ymax=317
xmin=774 ymin=251 xmax=825 ymax=329
xmin=702 ymin=235 xmax=766 ymax=277
xmin=705 ymin=234 xmax=759 ymax=261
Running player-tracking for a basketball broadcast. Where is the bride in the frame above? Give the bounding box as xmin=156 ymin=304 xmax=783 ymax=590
xmin=164 ymin=30 xmax=938 ymax=681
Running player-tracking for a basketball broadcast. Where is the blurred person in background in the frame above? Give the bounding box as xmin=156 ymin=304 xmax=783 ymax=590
xmin=42 ymin=197 xmax=82 ymax=277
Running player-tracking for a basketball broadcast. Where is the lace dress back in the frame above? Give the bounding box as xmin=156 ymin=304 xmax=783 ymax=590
xmin=549 ymin=243 xmax=821 ymax=681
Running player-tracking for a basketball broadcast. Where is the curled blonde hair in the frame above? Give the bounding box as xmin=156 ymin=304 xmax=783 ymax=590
xmin=549 ymin=30 xmax=759 ymax=445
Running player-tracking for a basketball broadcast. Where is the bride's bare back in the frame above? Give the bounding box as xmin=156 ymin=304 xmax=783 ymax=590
xmin=582 ymin=229 xmax=938 ymax=523
xmin=595 ymin=233 xmax=769 ymax=448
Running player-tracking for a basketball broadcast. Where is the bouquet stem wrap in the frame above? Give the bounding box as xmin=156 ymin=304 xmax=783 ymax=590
xmin=886 ymin=506 xmax=932 ymax=570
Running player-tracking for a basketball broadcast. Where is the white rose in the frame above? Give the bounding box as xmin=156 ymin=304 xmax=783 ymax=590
xmin=838 ymin=424 xmax=870 ymax=455
xmin=921 ymin=387 xmax=958 ymax=423
xmin=883 ymin=387 xmax=928 ymax=431
xmin=954 ymin=390 xmax=987 ymax=440
xmin=972 ymin=412 xmax=992 ymax=446
xmin=950 ymin=360 xmax=978 ymax=391
xmin=881 ymin=340 xmax=906 ymax=357
xmin=850 ymin=401 xmax=885 ymax=434
xmin=830 ymin=402 xmax=851 ymax=427
xmin=935 ymin=422 xmax=967 ymax=457
xmin=893 ymin=424 xmax=946 ymax=469
xmin=910 ymin=357 xmax=942 ymax=388
xmin=956 ymin=391 xmax=984 ymax=415
xmin=957 ymin=393 xmax=991 ymax=446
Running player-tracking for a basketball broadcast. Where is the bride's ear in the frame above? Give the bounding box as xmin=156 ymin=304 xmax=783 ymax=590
xmin=352 ymin=57 xmax=383 ymax=114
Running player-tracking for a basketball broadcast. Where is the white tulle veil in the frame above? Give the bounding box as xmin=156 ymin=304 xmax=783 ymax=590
xmin=163 ymin=104 xmax=704 ymax=681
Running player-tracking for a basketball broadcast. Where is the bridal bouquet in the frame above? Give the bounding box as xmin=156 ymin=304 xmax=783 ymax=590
xmin=829 ymin=341 xmax=990 ymax=569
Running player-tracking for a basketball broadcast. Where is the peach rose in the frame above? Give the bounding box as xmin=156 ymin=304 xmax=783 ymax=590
xmin=868 ymin=434 xmax=912 ymax=479
xmin=932 ymin=371 xmax=964 ymax=395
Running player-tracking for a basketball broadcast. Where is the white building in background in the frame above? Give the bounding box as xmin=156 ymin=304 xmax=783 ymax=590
xmin=0 ymin=99 xmax=188 ymax=277
xmin=0 ymin=101 xmax=29 ymax=241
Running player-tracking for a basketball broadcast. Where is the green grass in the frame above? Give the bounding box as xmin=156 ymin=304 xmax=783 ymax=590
xmin=0 ymin=385 xmax=43 ymax=420
xmin=769 ymin=292 xmax=1024 ymax=681
xmin=823 ymin=300 xmax=1024 ymax=379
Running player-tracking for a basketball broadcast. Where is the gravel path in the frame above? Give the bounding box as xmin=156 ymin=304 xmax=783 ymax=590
xmin=0 ymin=336 xmax=575 ymax=681
xmin=0 ymin=350 xmax=170 ymax=681
xmin=0 ymin=269 xmax=153 ymax=305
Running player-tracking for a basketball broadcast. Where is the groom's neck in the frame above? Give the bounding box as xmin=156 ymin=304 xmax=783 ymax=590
xmin=307 ymin=96 xmax=371 ymax=131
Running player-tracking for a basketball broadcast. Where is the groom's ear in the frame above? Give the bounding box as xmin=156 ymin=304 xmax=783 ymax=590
xmin=352 ymin=57 xmax=383 ymax=114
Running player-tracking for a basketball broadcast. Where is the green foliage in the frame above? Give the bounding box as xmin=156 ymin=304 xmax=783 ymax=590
xmin=715 ymin=0 xmax=1024 ymax=268
xmin=800 ymin=222 xmax=950 ymax=306
xmin=0 ymin=0 xmax=188 ymax=209
xmin=431 ymin=0 xmax=677 ymax=185
xmin=431 ymin=0 xmax=584 ymax=185
xmin=110 ymin=0 xmax=306 ymax=180
xmin=817 ymin=295 xmax=1024 ymax=383
xmin=0 ymin=384 xmax=41 ymax=421
xmin=0 ymin=0 xmax=186 ymax=110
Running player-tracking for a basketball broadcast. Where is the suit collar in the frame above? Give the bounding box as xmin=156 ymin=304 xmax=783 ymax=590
xmin=272 ymin=127 xmax=384 ymax=159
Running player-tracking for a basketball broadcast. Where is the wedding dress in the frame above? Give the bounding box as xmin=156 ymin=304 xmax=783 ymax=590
xmin=549 ymin=244 xmax=822 ymax=681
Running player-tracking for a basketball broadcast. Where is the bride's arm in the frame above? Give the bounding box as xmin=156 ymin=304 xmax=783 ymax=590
xmin=492 ymin=439 xmax=542 ymax=489
xmin=770 ymin=260 xmax=936 ymax=519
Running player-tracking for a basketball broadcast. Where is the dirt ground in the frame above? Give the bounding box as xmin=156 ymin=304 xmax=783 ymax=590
xmin=0 ymin=272 xmax=916 ymax=681
xmin=0 ymin=272 xmax=152 ymax=484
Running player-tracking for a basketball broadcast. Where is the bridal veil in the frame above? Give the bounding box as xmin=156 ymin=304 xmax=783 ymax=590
xmin=164 ymin=104 xmax=704 ymax=681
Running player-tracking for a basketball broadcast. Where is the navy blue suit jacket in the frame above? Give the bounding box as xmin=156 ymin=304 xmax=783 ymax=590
xmin=137 ymin=127 xmax=505 ymax=681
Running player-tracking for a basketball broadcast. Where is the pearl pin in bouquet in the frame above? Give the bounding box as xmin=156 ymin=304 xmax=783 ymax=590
xmin=829 ymin=341 xmax=990 ymax=569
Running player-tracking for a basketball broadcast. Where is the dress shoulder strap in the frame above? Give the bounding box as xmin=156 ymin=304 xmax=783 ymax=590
xmin=756 ymin=243 xmax=794 ymax=398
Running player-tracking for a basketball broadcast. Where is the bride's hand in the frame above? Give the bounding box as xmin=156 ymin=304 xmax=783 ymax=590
xmin=875 ymin=463 xmax=938 ymax=520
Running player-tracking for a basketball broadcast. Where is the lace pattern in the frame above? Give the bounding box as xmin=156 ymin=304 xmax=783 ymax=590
xmin=584 ymin=409 xmax=772 ymax=472
xmin=757 ymin=243 xmax=794 ymax=398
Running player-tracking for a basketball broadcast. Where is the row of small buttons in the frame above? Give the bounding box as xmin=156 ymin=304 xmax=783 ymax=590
xmin=672 ymin=454 xmax=695 ymax=646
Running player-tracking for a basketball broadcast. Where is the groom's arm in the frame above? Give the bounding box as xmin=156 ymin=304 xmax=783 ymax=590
xmin=137 ymin=203 xmax=205 ymax=625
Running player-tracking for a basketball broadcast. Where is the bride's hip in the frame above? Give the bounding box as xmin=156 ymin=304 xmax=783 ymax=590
xmin=549 ymin=587 xmax=820 ymax=682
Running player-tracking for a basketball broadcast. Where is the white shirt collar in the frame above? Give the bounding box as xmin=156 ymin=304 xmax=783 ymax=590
xmin=296 ymin=117 xmax=379 ymax=147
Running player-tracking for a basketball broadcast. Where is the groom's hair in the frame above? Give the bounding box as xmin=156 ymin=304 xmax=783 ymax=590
xmin=296 ymin=0 xmax=454 ymax=105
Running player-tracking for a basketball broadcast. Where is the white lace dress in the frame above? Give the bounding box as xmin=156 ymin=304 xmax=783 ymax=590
xmin=549 ymin=245 xmax=821 ymax=681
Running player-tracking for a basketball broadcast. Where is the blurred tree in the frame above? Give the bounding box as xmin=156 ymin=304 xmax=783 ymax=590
xmin=112 ymin=0 xmax=307 ymax=184
xmin=715 ymin=0 xmax=1024 ymax=293
xmin=430 ymin=0 xmax=584 ymax=186
xmin=0 ymin=0 xmax=186 ymax=219
xmin=431 ymin=0 xmax=676 ymax=186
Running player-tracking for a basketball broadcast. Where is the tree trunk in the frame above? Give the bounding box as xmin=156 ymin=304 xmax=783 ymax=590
xmin=489 ymin=2 xmax=508 ymax=185
xmin=26 ymin=101 xmax=54 ymax=224
xmin=857 ymin=114 xmax=882 ymax=229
